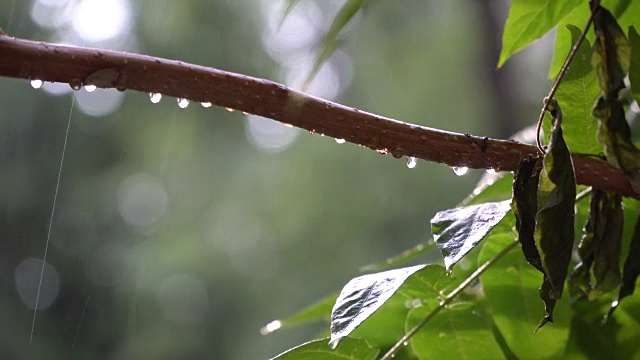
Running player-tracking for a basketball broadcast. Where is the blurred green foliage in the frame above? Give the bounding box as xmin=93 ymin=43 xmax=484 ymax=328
xmin=0 ymin=0 xmax=550 ymax=358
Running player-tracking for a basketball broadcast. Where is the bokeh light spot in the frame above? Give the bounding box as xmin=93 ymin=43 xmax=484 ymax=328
xmin=14 ymin=258 xmax=61 ymax=310
xmin=117 ymin=173 xmax=169 ymax=227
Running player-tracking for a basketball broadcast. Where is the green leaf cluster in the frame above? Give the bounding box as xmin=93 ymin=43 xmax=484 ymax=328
xmin=268 ymin=2 xmax=640 ymax=359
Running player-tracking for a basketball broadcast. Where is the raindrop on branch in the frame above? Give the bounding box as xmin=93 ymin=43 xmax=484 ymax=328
xmin=149 ymin=93 xmax=162 ymax=104
xmin=451 ymin=166 xmax=468 ymax=176
xmin=84 ymin=85 xmax=97 ymax=93
xmin=225 ymin=107 xmax=236 ymax=112
xmin=406 ymin=157 xmax=417 ymax=169
xmin=201 ymin=102 xmax=212 ymax=108
xmin=69 ymin=79 xmax=82 ymax=91
xmin=486 ymin=168 xmax=496 ymax=175
xmin=177 ymin=98 xmax=189 ymax=108
xmin=335 ymin=138 xmax=345 ymax=144
xmin=30 ymin=79 xmax=43 ymax=89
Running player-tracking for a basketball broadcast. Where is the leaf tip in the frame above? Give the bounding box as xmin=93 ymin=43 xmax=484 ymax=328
xmin=328 ymin=336 xmax=344 ymax=350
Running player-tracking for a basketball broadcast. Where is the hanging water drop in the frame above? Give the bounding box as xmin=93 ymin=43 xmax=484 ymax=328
xmin=30 ymin=79 xmax=43 ymax=89
xmin=403 ymin=341 xmax=409 ymax=346
xmin=282 ymin=123 xmax=294 ymax=128
xmin=201 ymin=102 xmax=212 ymax=108
xmin=406 ymin=157 xmax=417 ymax=169
xmin=69 ymin=79 xmax=82 ymax=91
xmin=84 ymin=85 xmax=96 ymax=92
xmin=452 ymin=166 xmax=468 ymax=176
xmin=225 ymin=107 xmax=236 ymax=112
xmin=259 ymin=320 xmax=282 ymax=335
xmin=376 ymin=148 xmax=388 ymax=155
xmin=177 ymin=98 xmax=189 ymax=108
xmin=486 ymin=168 xmax=496 ymax=175
xmin=328 ymin=337 xmax=343 ymax=350
xmin=149 ymin=93 xmax=162 ymax=104
xmin=335 ymin=138 xmax=345 ymax=144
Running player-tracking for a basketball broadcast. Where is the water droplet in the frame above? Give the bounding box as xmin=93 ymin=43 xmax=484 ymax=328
xmin=406 ymin=157 xmax=417 ymax=169
xmin=486 ymin=168 xmax=496 ymax=175
xmin=403 ymin=341 xmax=409 ymax=346
xmin=335 ymin=138 xmax=345 ymax=144
xmin=242 ymin=111 xmax=250 ymax=115
xmin=84 ymin=85 xmax=96 ymax=92
xmin=260 ymin=320 xmax=282 ymax=335
xmin=226 ymin=107 xmax=236 ymax=112
xmin=201 ymin=102 xmax=212 ymax=108
xmin=452 ymin=166 xmax=468 ymax=176
xmin=282 ymin=123 xmax=294 ymax=128
xmin=376 ymin=148 xmax=388 ymax=155
xmin=30 ymin=79 xmax=43 ymax=89
xmin=69 ymin=79 xmax=82 ymax=91
xmin=177 ymin=98 xmax=189 ymax=108
xmin=328 ymin=337 xmax=343 ymax=350
xmin=149 ymin=93 xmax=162 ymax=104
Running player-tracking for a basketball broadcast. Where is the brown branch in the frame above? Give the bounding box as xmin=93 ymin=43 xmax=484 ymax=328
xmin=0 ymin=34 xmax=637 ymax=199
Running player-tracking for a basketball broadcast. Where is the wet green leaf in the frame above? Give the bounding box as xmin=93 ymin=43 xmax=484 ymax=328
xmin=406 ymin=301 xmax=505 ymax=360
xmin=535 ymin=100 xmax=576 ymax=327
xmin=480 ymin=233 xmax=571 ymax=359
xmin=349 ymin=265 xmax=454 ymax=348
xmin=512 ymin=156 xmax=543 ymax=273
xmin=270 ymin=337 xmax=379 ymax=360
xmin=499 ymin=0 xmax=582 ymax=67
xmin=592 ymin=6 xmax=631 ymax=97
xmin=262 ymin=293 xmax=337 ymax=334
xmin=554 ymin=25 xmax=602 ymax=155
xmin=305 ymin=0 xmax=368 ymax=87
xmin=629 ymin=26 xmax=640 ymax=103
xmin=608 ymin=212 xmax=640 ymax=316
xmin=431 ymin=200 xmax=512 ymax=271
xmin=329 ymin=264 xmax=425 ymax=348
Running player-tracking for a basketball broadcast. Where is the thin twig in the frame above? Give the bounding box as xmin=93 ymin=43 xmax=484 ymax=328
xmin=535 ymin=3 xmax=599 ymax=154
xmin=0 ymin=35 xmax=637 ymax=198
xmin=379 ymin=240 xmax=519 ymax=360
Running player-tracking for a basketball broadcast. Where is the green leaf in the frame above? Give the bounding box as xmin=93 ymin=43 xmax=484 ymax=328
xmin=480 ymin=234 xmax=571 ymax=359
xmin=512 ymin=157 xmax=543 ymax=273
xmin=431 ymin=200 xmax=512 ymax=271
xmin=629 ymin=26 xmax=640 ymax=103
xmin=608 ymin=212 xmax=640 ymax=316
xmin=462 ymin=172 xmax=512 ymax=206
xmin=566 ymin=296 xmax=640 ymax=359
xmin=498 ymin=0 xmax=582 ymax=67
xmin=405 ymin=301 xmax=505 ymax=360
xmin=570 ymin=190 xmax=623 ymax=299
xmin=534 ymin=100 xmax=576 ymax=327
xmin=270 ymin=337 xmax=379 ymax=360
xmin=261 ymin=293 xmax=337 ymax=334
xmin=549 ymin=0 xmax=634 ymax=78
xmin=349 ymin=265 xmax=453 ymax=347
xmin=592 ymin=5 xmax=631 ymax=98
xmin=305 ymin=0 xmax=368 ymax=87
xmin=554 ymin=25 xmax=602 ymax=155
xmin=329 ymin=264 xmax=426 ymax=348
xmin=359 ymin=242 xmax=436 ymax=273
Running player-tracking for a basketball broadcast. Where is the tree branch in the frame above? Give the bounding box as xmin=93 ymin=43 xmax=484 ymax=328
xmin=1 ymin=34 xmax=637 ymax=198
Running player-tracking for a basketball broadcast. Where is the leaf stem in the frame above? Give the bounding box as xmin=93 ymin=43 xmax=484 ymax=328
xmin=535 ymin=3 xmax=599 ymax=154
xmin=379 ymin=240 xmax=519 ymax=360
